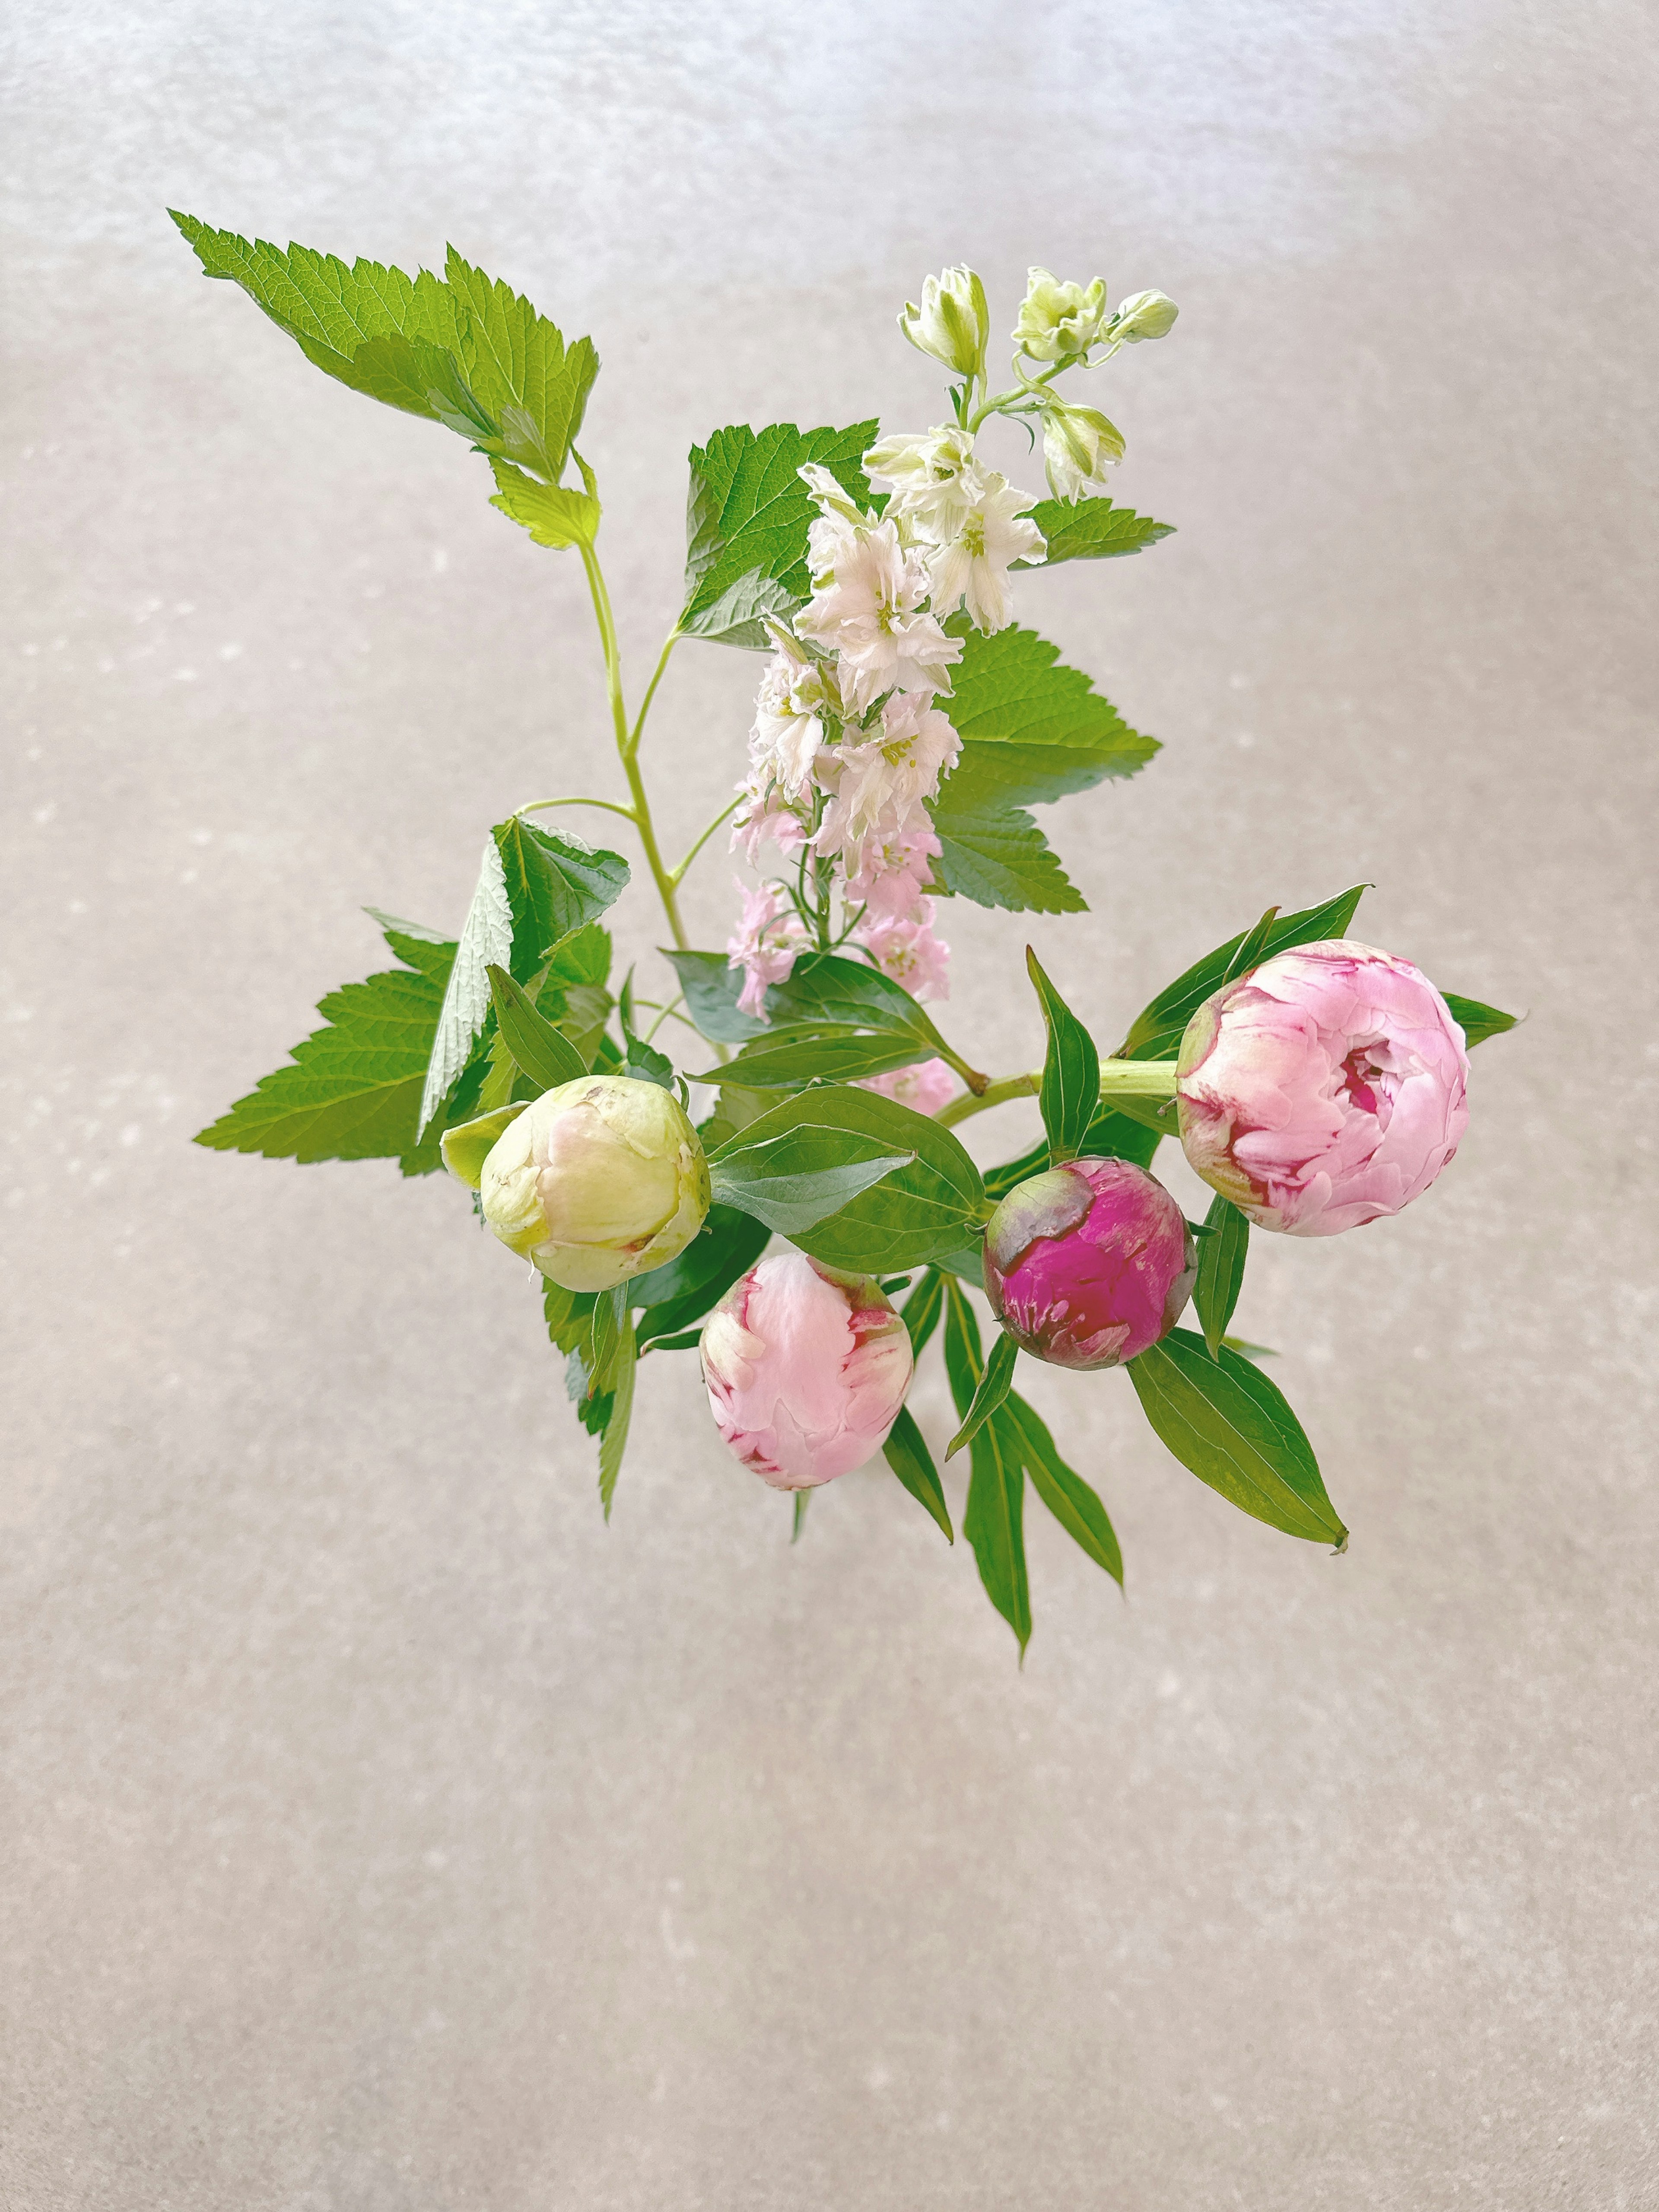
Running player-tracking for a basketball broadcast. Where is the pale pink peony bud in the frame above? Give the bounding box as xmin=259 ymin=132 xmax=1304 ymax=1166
xmin=1175 ymin=939 xmax=1470 ymax=1236
xmin=982 ymin=1157 xmax=1195 ymax=1370
xmin=699 ymin=1251 xmax=914 ymax=1489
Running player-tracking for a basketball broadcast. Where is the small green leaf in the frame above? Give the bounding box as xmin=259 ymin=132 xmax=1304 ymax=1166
xmin=438 ymin=1100 xmax=526 ymax=1189
xmin=1443 ymin=992 xmax=1519 ymax=1047
xmin=680 ymin=420 xmax=877 ymax=647
xmin=1026 ymin=947 xmax=1100 ymax=1163
xmin=1219 ymin=904 xmax=1281 ymax=986
xmin=899 ymin=1268 xmax=947 ymax=1359
xmin=1119 ymin=886 xmax=1369 ymax=1060
xmin=1001 ymin=1393 xmax=1122 ymax=1588
xmin=487 ymin=458 xmax=601 ymax=548
xmin=1017 ymin=496 xmax=1176 ymax=566
xmin=660 ymin=949 xmax=771 ymax=1043
xmin=791 ymin=1490 xmax=811 ymax=1543
xmin=495 ymin=817 xmax=629 ymax=979
xmin=1193 ymin=1194 xmax=1250 ymax=1359
xmin=543 ymin=1276 xmax=597 ymax=1355
xmin=946 ymin=1329 xmax=1018 ymax=1460
xmin=597 ymin=1318 xmax=637 ymax=1522
xmin=882 ymin=1406 xmax=954 ymax=1542
xmin=943 ymin=1281 xmax=1031 ymax=1653
xmin=587 ymin=1284 xmax=626 ymax=1397
xmin=485 ymin=964 xmax=588 ymax=1090
xmin=442 ymin=245 xmax=599 ymax=483
xmin=624 ymin=1033 xmax=677 ymax=1090
xmin=1127 ymin=1328 xmax=1347 ymax=1546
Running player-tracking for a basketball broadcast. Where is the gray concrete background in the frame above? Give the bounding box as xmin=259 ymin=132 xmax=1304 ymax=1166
xmin=3 ymin=3 xmax=1656 ymax=2206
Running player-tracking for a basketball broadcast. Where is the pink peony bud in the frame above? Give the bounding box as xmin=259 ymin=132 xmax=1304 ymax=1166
xmin=982 ymin=1157 xmax=1195 ymax=1370
xmin=699 ymin=1250 xmax=914 ymax=1489
xmin=1174 ymin=939 xmax=1470 ymax=1236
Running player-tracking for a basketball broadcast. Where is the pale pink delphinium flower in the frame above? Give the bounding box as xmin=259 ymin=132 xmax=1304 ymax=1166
xmin=840 ymin=819 xmax=943 ymax=921
xmin=854 ymin=902 xmax=951 ymax=1001
xmin=794 ymin=518 xmax=962 ymax=711
xmin=858 ymin=1057 xmax=957 ymax=1116
xmin=817 ymin=693 xmax=960 ymax=862
xmin=725 ymin=879 xmax=807 ymax=1019
xmin=913 ymin=469 xmax=1046 ymax=635
xmin=699 ymin=1251 xmax=914 ymax=1488
xmin=1175 ymin=940 xmax=1471 ymax=1236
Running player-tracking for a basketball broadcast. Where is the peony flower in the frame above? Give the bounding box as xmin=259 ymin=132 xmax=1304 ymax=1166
xmin=793 ymin=517 xmax=962 ymax=711
xmin=726 ymin=878 xmax=807 ymax=1018
xmin=1041 ymin=401 xmax=1125 ymax=502
xmin=474 ymin=1075 xmax=711 ymax=1294
xmin=1174 ymin=939 xmax=1471 ymax=1237
xmin=852 ymin=902 xmax=952 ymax=1001
xmin=858 ymin=1056 xmax=957 ymax=1116
xmin=817 ymin=693 xmax=961 ymax=859
xmin=1012 ymin=267 xmax=1109 ymax=362
xmin=840 ymin=817 xmax=943 ymax=920
xmin=915 ymin=469 xmax=1046 ymax=632
xmin=896 ymin=265 xmax=989 ymax=380
xmin=700 ymin=1250 xmax=915 ymax=1488
xmin=982 ymin=1157 xmax=1196 ymax=1370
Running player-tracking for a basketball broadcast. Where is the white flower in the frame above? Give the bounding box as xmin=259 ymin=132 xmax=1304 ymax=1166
xmin=730 ymin=779 xmax=811 ymax=865
xmin=896 ymin=267 xmax=989 ymax=379
xmin=1041 ymin=402 xmax=1125 ymax=502
xmin=794 ymin=517 xmax=962 ymax=711
xmin=817 ymin=693 xmax=961 ymax=859
xmin=797 ymin=462 xmax=872 ymax=527
xmin=915 ymin=471 xmax=1046 ymax=634
xmin=749 ymin=625 xmax=840 ymax=798
xmin=1012 ymin=268 xmax=1109 ymax=362
xmin=1109 ymin=288 xmax=1179 ymax=343
xmin=864 ymin=425 xmax=983 ymax=540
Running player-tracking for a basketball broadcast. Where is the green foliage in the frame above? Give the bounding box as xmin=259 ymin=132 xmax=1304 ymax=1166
xmin=943 ymin=1282 xmax=1031 ymax=1654
xmin=899 ymin=1268 xmax=947 ymax=1359
xmin=928 ymin=626 xmax=1157 ymax=913
xmin=171 ymin=217 xmax=597 ymax=489
xmin=984 ymin=1102 xmax=1161 ymax=1205
xmin=632 ymin=1206 xmax=771 ymax=1351
xmin=1018 ymin=496 xmax=1176 ymax=566
xmin=882 ymin=1407 xmax=954 ymax=1543
xmin=661 ymin=950 xmax=769 ymax=1043
xmin=1003 ymin=1395 xmax=1123 ymax=1589
xmin=1443 ymin=992 xmax=1519 ymax=1046
xmin=1119 ymin=885 xmax=1369 ymax=1059
xmin=1127 ymin=1328 xmax=1347 ymax=1546
xmin=1025 ymin=948 xmax=1100 ymax=1163
xmin=1193 ymin=1194 xmax=1250 ymax=1359
xmin=704 ymin=950 xmax=974 ymax=1093
xmin=486 ymin=964 xmax=588 ymax=1090
xmin=597 ymin=1319 xmax=637 ymax=1521
xmin=438 ymin=1100 xmax=526 ymax=1189
xmin=195 ymin=919 xmax=464 ymax=1173
xmin=487 ymin=460 xmax=600 ymax=550
xmin=708 ymin=1086 xmax=987 ymax=1273
xmin=680 ymin=420 xmax=878 ymax=647
xmin=946 ymin=1328 xmax=1018 ymax=1460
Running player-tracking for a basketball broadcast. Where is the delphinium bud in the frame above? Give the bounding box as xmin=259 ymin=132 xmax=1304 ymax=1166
xmin=1175 ymin=941 xmax=1470 ymax=1236
xmin=699 ymin=1251 xmax=914 ymax=1488
xmin=1108 ymin=288 xmax=1179 ymax=343
xmin=982 ymin=1157 xmax=1195 ymax=1370
xmin=1041 ymin=400 xmax=1126 ymax=501
xmin=898 ymin=266 xmax=991 ymax=381
xmin=470 ymin=1074 xmax=710 ymax=1292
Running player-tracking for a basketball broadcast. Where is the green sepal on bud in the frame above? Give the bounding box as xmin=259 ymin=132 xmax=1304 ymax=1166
xmin=898 ymin=266 xmax=990 ymax=381
xmin=1108 ymin=288 xmax=1179 ymax=343
xmin=460 ymin=1073 xmax=711 ymax=1293
xmin=440 ymin=1101 xmax=528 ymax=1189
xmin=1041 ymin=400 xmax=1126 ymax=501
xmin=1012 ymin=267 xmax=1109 ymax=363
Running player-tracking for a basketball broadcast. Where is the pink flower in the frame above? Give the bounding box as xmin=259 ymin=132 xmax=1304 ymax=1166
xmin=853 ymin=901 xmax=951 ymax=1001
xmin=794 ymin=518 xmax=962 ymax=711
xmin=700 ymin=1251 xmax=915 ymax=1488
xmin=858 ymin=1057 xmax=957 ymax=1115
xmin=982 ymin=1158 xmax=1196 ymax=1370
xmin=1175 ymin=939 xmax=1470 ymax=1236
xmin=726 ymin=879 xmax=807 ymax=1019
xmin=840 ymin=818 xmax=942 ymax=920
xmin=817 ymin=692 xmax=960 ymax=859
xmin=729 ymin=783 xmax=810 ymax=866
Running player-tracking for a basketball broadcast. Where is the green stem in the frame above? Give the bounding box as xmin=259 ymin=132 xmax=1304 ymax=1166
xmin=669 ymin=795 xmax=742 ymax=887
xmin=629 ymin=632 xmax=680 ymax=753
xmin=518 ymin=795 xmax=639 ymax=824
xmin=934 ymin=1058 xmax=1178 ymax=1129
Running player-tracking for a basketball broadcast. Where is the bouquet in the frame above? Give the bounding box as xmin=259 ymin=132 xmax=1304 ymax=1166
xmin=176 ymin=219 xmax=1516 ymax=1650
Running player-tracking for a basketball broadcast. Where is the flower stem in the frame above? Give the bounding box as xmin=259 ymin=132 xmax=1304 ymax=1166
xmin=518 ymin=795 xmax=639 ymax=824
xmin=933 ymin=1058 xmax=1179 ymax=1129
xmin=669 ymin=795 xmax=742 ymax=887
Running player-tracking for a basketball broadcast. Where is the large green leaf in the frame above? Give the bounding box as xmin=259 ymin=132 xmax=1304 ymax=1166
xmin=705 ymin=1028 xmax=935 ymax=1090
xmin=1118 ymin=886 xmax=1369 ymax=1060
xmin=927 ymin=625 xmax=1157 ymax=914
xmin=1001 ymin=1393 xmax=1123 ymax=1588
xmin=442 ymin=246 xmax=598 ymax=483
xmin=1193 ymin=1194 xmax=1249 ymax=1359
xmin=710 ymin=1086 xmax=986 ymax=1273
xmin=882 ymin=1407 xmax=954 ymax=1543
xmin=1443 ymin=992 xmax=1519 ymax=1047
xmin=705 ymin=950 xmax=974 ymax=1091
xmin=1026 ymin=947 xmax=1100 ymax=1163
xmin=944 ymin=1282 xmax=1030 ymax=1653
xmin=195 ymin=922 xmax=459 ymax=1173
xmin=680 ymin=420 xmax=877 ymax=648
xmin=1017 ymin=496 xmax=1176 ymax=566
xmin=1127 ymin=1328 xmax=1347 ymax=1546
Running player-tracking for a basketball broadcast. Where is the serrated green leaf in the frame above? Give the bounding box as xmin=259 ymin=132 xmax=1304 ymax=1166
xmin=680 ymin=420 xmax=878 ymax=647
xmin=1127 ymin=1328 xmax=1346 ymax=1546
xmin=543 ymin=1275 xmax=598 ymax=1355
xmin=1194 ymin=1195 xmax=1250 ymax=1359
xmin=709 ymin=1086 xmax=986 ymax=1273
xmin=946 ymin=1329 xmax=1018 ymax=1460
xmin=928 ymin=760 xmax=1087 ymax=912
xmin=485 ymin=963 xmax=588 ymax=1091
xmin=487 ymin=458 xmax=601 ymax=549
xmin=195 ymin=920 xmax=458 ymax=1171
xmin=1017 ymin=496 xmax=1175 ymax=566
xmin=631 ymin=1205 xmax=771 ymax=1349
xmin=442 ymin=246 xmax=598 ymax=482
xmin=1443 ymin=992 xmax=1519 ymax=1047
xmin=883 ymin=1406 xmax=954 ymax=1542
xmin=496 ymin=818 xmax=630 ymax=979
xmin=1118 ymin=886 xmax=1369 ymax=1060
xmin=1026 ymin=947 xmax=1100 ymax=1163
xmin=1001 ymin=1393 xmax=1122 ymax=1588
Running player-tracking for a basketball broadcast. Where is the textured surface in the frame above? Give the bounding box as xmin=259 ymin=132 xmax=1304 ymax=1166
xmin=3 ymin=4 xmax=1656 ymax=2206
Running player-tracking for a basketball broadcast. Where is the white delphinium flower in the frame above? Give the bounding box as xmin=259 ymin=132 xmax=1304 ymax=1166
xmin=817 ymin=692 xmax=961 ymax=860
xmin=864 ymin=425 xmax=982 ymax=541
xmin=1012 ymin=267 xmax=1109 ymax=362
xmin=730 ymin=779 xmax=811 ymax=865
xmin=1041 ymin=401 xmax=1125 ymax=502
xmin=914 ymin=471 xmax=1046 ymax=634
xmin=841 ymin=819 xmax=943 ymax=921
xmin=896 ymin=267 xmax=989 ymax=380
xmin=794 ymin=518 xmax=961 ymax=712
xmin=749 ymin=622 xmax=841 ymax=800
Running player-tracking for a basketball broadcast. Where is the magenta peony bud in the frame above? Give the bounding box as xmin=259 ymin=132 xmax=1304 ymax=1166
xmin=699 ymin=1251 xmax=914 ymax=1490
xmin=982 ymin=1157 xmax=1196 ymax=1371
xmin=1175 ymin=939 xmax=1470 ymax=1236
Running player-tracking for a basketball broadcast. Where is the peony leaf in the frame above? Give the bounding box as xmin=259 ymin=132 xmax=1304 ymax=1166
xmin=1442 ymin=992 xmax=1519 ymax=1047
xmin=1025 ymin=947 xmax=1100 ymax=1163
xmin=882 ymin=1408 xmax=954 ymax=1543
xmin=660 ymin=950 xmax=771 ymax=1043
xmin=485 ymin=964 xmax=588 ymax=1091
xmin=1001 ymin=1394 xmax=1123 ymax=1589
xmin=945 ymin=1329 xmax=1018 ymax=1460
xmin=702 ymin=1028 xmax=936 ymax=1090
xmin=679 ymin=420 xmax=877 ymax=648
xmin=943 ymin=1281 xmax=1031 ymax=1654
xmin=597 ymin=1317 xmax=637 ymax=1522
xmin=708 ymin=1148 xmax=913 ymax=1236
xmin=1015 ymin=496 xmax=1176 ymax=567
xmin=1127 ymin=1328 xmax=1347 ymax=1546
xmin=899 ymin=1268 xmax=947 ymax=1358
xmin=632 ymin=1206 xmax=771 ymax=1350
xmin=1193 ymin=1195 xmax=1250 ymax=1359
xmin=1118 ymin=885 xmax=1369 ymax=1060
